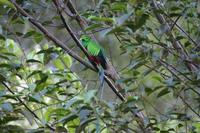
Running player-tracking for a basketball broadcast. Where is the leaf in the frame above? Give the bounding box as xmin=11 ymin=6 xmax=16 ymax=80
xmin=45 ymin=108 xmax=68 ymax=122
xmin=58 ymin=113 xmax=78 ymax=125
xmin=165 ymin=77 xmax=174 ymax=86
xmin=0 ymin=63 xmax=11 ymax=68
xmin=0 ymin=0 xmax=16 ymax=10
xmin=83 ymin=90 xmax=97 ymax=103
xmin=88 ymin=16 xmax=114 ymax=23
xmin=158 ymin=24 xmax=170 ymax=35
xmin=42 ymin=20 xmax=53 ymax=25
xmin=35 ymin=75 xmax=48 ymax=85
xmin=0 ymin=73 xmax=6 ymax=81
xmin=105 ymin=26 xmax=127 ymax=35
xmin=0 ymin=115 xmax=22 ymax=125
xmin=111 ymin=2 xmax=126 ymax=11
xmin=75 ymin=118 xmax=96 ymax=133
xmin=53 ymin=58 xmax=65 ymax=70
xmin=96 ymin=0 xmax=104 ymax=8
xmin=126 ymin=13 xmax=149 ymax=32
xmin=26 ymin=59 xmax=42 ymax=64
xmin=12 ymin=18 xmax=25 ymax=24
xmin=0 ymin=34 xmax=5 ymax=40
xmin=116 ymin=11 xmax=133 ymax=25
xmin=34 ymin=32 xmax=43 ymax=43
xmin=1 ymin=52 xmax=16 ymax=57
xmin=29 ymin=94 xmax=46 ymax=105
xmin=145 ymin=87 xmax=154 ymax=96
xmin=36 ymin=47 xmax=55 ymax=54
xmin=64 ymin=97 xmax=83 ymax=109
xmin=85 ymin=24 xmax=103 ymax=31
xmin=61 ymin=54 xmax=72 ymax=68
xmin=27 ymin=70 xmax=42 ymax=78
xmin=55 ymin=126 xmax=68 ymax=133
xmin=23 ymin=30 xmax=43 ymax=43
xmin=23 ymin=30 xmax=36 ymax=38
xmin=2 ymin=94 xmax=22 ymax=100
xmin=0 ymin=125 xmax=24 ymax=133
xmin=157 ymin=88 xmax=170 ymax=98
xmin=21 ymin=109 xmax=34 ymax=125
xmin=143 ymin=67 xmax=154 ymax=77
xmin=1 ymin=102 xmax=13 ymax=112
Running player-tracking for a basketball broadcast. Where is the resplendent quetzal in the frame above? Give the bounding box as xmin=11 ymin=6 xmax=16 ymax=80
xmin=80 ymin=35 xmax=107 ymax=96
xmin=80 ymin=35 xmax=123 ymax=97
xmin=80 ymin=35 xmax=107 ymax=70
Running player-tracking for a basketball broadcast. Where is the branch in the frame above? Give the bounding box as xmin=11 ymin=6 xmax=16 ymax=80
xmin=1 ymin=82 xmax=55 ymax=131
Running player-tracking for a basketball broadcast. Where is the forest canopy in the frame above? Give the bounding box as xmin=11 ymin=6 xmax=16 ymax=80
xmin=0 ymin=0 xmax=200 ymax=133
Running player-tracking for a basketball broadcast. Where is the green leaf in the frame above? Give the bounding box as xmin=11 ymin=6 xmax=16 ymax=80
xmin=85 ymin=24 xmax=103 ymax=31
xmin=0 ymin=0 xmax=16 ymax=10
xmin=111 ymin=2 xmax=127 ymax=11
xmin=26 ymin=59 xmax=42 ymax=64
xmin=23 ymin=30 xmax=43 ymax=43
xmin=23 ymin=30 xmax=36 ymax=38
xmin=36 ymin=47 xmax=55 ymax=54
xmin=61 ymin=54 xmax=72 ymax=68
xmin=0 ymin=63 xmax=11 ymax=68
xmin=0 ymin=73 xmax=6 ymax=81
xmin=34 ymin=32 xmax=43 ymax=43
xmin=157 ymin=88 xmax=170 ymax=98
xmin=0 ymin=34 xmax=5 ymax=40
xmin=88 ymin=16 xmax=114 ymax=23
xmin=0 ymin=115 xmax=22 ymax=125
xmin=58 ymin=113 xmax=79 ymax=125
xmin=0 ymin=125 xmax=24 ymax=133
xmin=53 ymin=58 xmax=65 ymax=70
xmin=27 ymin=70 xmax=42 ymax=78
xmin=75 ymin=118 xmax=96 ymax=133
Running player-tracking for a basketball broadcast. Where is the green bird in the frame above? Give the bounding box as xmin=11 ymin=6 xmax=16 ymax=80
xmin=80 ymin=35 xmax=123 ymax=98
xmin=80 ymin=35 xmax=107 ymax=97
xmin=80 ymin=35 xmax=107 ymax=70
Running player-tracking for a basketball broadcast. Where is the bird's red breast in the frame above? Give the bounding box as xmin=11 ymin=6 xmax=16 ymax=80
xmin=88 ymin=56 xmax=101 ymax=65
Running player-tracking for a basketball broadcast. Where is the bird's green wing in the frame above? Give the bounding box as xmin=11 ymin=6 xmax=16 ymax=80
xmin=87 ymin=40 xmax=102 ymax=56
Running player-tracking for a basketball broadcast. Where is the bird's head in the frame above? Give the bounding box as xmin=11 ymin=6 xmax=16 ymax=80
xmin=80 ymin=35 xmax=91 ymax=47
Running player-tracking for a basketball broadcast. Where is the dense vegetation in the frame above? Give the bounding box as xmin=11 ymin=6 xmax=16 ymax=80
xmin=0 ymin=0 xmax=200 ymax=132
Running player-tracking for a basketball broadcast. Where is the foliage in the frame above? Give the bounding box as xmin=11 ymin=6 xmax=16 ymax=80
xmin=0 ymin=0 xmax=200 ymax=132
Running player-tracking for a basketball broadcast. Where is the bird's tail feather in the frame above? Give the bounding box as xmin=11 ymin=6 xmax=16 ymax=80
xmin=105 ymin=58 xmax=123 ymax=94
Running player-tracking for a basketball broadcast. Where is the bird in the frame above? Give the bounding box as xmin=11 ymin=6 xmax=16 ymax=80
xmin=80 ymin=35 xmax=107 ymax=70
xmin=80 ymin=35 xmax=108 ymax=98
xmin=80 ymin=35 xmax=124 ymax=98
